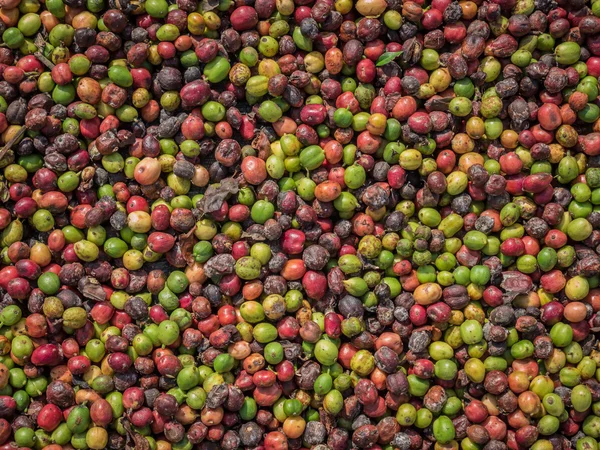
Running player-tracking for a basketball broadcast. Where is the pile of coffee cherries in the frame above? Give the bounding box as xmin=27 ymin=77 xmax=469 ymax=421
xmin=2 ymin=0 xmax=600 ymax=448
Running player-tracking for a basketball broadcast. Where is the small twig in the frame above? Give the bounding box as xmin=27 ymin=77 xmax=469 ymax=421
xmin=33 ymin=51 xmax=54 ymax=69
xmin=0 ymin=126 xmax=27 ymax=161
xmin=33 ymin=34 xmax=55 ymax=70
